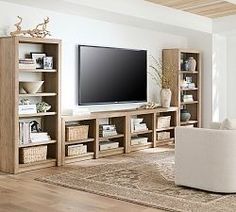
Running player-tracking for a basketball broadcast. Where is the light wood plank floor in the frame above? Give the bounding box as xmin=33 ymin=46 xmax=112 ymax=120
xmin=0 ymin=148 xmax=171 ymax=212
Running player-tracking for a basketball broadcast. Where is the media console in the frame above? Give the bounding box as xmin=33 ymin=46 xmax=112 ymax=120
xmin=61 ymin=107 xmax=178 ymax=165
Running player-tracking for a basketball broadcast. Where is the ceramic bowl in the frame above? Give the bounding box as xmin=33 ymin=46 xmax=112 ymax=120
xmin=19 ymin=81 xmax=44 ymax=94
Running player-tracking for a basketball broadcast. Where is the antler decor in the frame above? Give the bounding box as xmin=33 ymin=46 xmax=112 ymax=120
xmin=10 ymin=16 xmax=51 ymax=38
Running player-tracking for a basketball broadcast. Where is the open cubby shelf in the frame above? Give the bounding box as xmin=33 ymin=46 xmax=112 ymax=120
xmin=99 ymin=134 xmax=125 ymax=141
xmin=61 ymin=107 xmax=178 ymax=165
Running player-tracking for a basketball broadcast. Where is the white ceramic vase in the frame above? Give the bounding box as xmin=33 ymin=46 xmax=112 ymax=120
xmin=187 ymin=57 xmax=196 ymax=72
xmin=160 ymin=88 xmax=172 ymax=108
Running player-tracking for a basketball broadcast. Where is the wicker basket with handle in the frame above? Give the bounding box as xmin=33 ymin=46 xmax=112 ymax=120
xmin=66 ymin=125 xmax=89 ymax=141
xmin=20 ymin=145 xmax=47 ymax=164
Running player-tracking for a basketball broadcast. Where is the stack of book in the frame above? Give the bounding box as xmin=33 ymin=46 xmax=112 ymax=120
xmin=19 ymin=121 xmax=51 ymax=145
xmin=30 ymin=132 xmax=51 ymax=143
xmin=183 ymin=94 xmax=194 ymax=102
xmin=19 ymin=121 xmax=31 ymax=145
xmin=19 ymin=58 xmax=37 ymax=69
xmin=131 ymin=136 xmax=148 ymax=145
xmin=99 ymin=124 xmax=117 ymax=137
xmin=131 ymin=118 xmax=148 ymax=133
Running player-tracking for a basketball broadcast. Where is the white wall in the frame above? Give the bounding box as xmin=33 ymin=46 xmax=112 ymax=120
xmin=0 ymin=1 xmax=189 ymax=112
xmin=212 ymin=34 xmax=227 ymax=122
xmin=213 ymin=16 xmax=236 ymax=120
xmin=187 ymin=33 xmax=213 ymax=126
xmin=226 ymin=36 xmax=236 ymax=118
xmin=0 ymin=1 xmax=215 ymax=127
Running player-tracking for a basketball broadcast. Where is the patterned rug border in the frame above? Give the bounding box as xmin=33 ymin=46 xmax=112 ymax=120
xmin=37 ymin=176 xmax=178 ymax=212
xmin=36 ymin=151 xmax=233 ymax=212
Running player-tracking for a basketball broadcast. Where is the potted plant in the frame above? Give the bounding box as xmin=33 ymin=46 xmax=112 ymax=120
xmin=149 ymin=55 xmax=174 ymax=108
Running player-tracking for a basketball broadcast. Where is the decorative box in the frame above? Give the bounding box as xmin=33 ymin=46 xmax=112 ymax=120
xmin=99 ymin=141 xmax=119 ymax=151
xmin=20 ymin=145 xmax=47 ymax=164
xmin=19 ymin=104 xmax=37 ymax=115
xmin=66 ymin=144 xmax=87 ymax=156
xmin=131 ymin=137 xmax=148 ymax=145
xmin=66 ymin=125 xmax=89 ymax=141
xmin=157 ymin=116 xmax=171 ymax=129
xmin=157 ymin=132 xmax=170 ymax=140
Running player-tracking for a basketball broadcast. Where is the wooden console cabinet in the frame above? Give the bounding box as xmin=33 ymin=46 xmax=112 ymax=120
xmin=62 ymin=107 xmax=178 ymax=165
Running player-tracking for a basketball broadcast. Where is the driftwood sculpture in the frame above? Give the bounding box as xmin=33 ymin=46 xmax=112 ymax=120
xmin=10 ymin=16 xmax=51 ymax=38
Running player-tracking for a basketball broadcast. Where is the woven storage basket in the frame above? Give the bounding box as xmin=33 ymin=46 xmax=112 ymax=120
xmin=66 ymin=125 xmax=89 ymax=141
xmin=66 ymin=144 xmax=87 ymax=156
xmin=20 ymin=145 xmax=47 ymax=164
xmin=157 ymin=132 xmax=170 ymax=140
xmin=157 ymin=116 xmax=171 ymax=129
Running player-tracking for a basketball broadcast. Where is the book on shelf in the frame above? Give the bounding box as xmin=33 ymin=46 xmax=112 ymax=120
xmin=99 ymin=124 xmax=116 ymax=131
xmin=99 ymin=124 xmax=118 ymax=137
xmin=99 ymin=141 xmax=119 ymax=151
xmin=30 ymin=132 xmax=51 ymax=143
xmin=134 ymin=123 xmax=148 ymax=132
xmin=19 ymin=58 xmax=37 ymax=69
xmin=130 ymin=118 xmax=148 ymax=133
xmin=131 ymin=136 xmax=148 ymax=145
xmin=18 ymin=104 xmax=37 ymax=115
xmin=19 ymin=121 xmax=31 ymax=145
xmin=183 ymin=95 xmax=194 ymax=102
xmin=19 ymin=121 xmax=51 ymax=145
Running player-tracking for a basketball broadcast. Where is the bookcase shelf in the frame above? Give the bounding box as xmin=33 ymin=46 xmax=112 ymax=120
xmin=0 ymin=36 xmax=61 ymax=174
xmin=19 ymin=69 xmax=57 ymax=73
xmin=19 ymin=112 xmax=57 ymax=118
xmin=163 ymin=49 xmax=202 ymax=128
xmin=99 ymin=147 xmax=125 ymax=157
xmin=65 ymin=152 xmax=94 ymax=164
xmin=131 ymin=130 xmax=153 ymax=136
xmin=19 ymin=92 xmax=57 ymax=97
xmin=181 ymin=101 xmax=199 ymax=105
xmin=65 ymin=138 xmax=95 ymax=145
xmin=156 ymin=126 xmax=175 ymax=132
xmin=19 ymin=140 xmax=57 ymax=148
xmin=99 ymin=134 xmax=124 ymax=141
xmin=18 ymin=159 xmax=57 ymax=173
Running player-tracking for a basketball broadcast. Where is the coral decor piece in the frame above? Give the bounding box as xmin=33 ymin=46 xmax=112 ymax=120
xmin=10 ymin=16 xmax=51 ymax=38
xmin=138 ymin=102 xmax=159 ymax=109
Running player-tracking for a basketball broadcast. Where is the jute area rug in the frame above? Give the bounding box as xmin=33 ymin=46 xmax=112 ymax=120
xmin=37 ymin=150 xmax=236 ymax=212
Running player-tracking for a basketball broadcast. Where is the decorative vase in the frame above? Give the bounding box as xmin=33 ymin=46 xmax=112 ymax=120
xmin=181 ymin=109 xmax=191 ymax=122
xmin=183 ymin=60 xmax=189 ymax=71
xmin=187 ymin=57 xmax=196 ymax=72
xmin=160 ymin=88 xmax=172 ymax=108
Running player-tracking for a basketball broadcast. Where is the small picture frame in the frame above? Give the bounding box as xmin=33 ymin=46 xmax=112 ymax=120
xmin=31 ymin=52 xmax=46 ymax=69
xmin=43 ymin=57 xmax=53 ymax=70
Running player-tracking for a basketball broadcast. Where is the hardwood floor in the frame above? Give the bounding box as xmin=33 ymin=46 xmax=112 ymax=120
xmin=0 ymin=148 xmax=171 ymax=212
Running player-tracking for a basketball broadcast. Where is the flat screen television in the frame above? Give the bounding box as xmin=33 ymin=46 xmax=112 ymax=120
xmin=78 ymin=45 xmax=147 ymax=105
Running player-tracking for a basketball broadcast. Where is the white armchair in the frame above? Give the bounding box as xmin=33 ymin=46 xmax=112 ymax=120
xmin=175 ymin=126 xmax=236 ymax=193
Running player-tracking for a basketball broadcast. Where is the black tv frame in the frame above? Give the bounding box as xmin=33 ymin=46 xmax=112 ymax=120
xmin=78 ymin=44 xmax=147 ymax=105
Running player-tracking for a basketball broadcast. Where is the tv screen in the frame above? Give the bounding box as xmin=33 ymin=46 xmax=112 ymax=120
xmin=78 ymin=45 xmax=147 ymax=105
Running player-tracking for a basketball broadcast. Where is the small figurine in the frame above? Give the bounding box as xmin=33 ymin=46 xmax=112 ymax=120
xmin=36 ymin=102 xmax=51 ymax=113
xmin=30 ymin=120 xmax=42 ymax=132
xmin=20 ymin=98 xmax=31 ymax=105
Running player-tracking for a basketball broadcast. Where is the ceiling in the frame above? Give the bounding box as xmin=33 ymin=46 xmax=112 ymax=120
xmin=146 ymin=0 xmax=236 ymax=18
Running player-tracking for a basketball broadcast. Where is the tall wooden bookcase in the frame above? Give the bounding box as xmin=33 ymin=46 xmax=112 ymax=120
xmin=162 ymin=49 xmax=201 ymax=127
xmin=0 ymin=36 xmax=61 ymax=173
